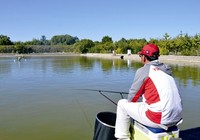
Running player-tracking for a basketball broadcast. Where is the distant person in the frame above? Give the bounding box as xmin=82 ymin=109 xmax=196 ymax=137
xmin=115 ymin=44 xmax=183 ymax=140
xmin=17 ymin=56 xmax=22 ymax=61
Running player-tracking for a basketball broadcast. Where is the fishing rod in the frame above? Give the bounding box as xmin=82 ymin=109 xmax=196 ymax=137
xmin=78 ymin=89 xmax=129 ymax=105
xmin=80 ymin=89 xmax=128 ymax=94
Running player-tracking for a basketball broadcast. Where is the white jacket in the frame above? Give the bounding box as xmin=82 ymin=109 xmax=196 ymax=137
xmin=128 ymin=60 xmax=182 ymax=125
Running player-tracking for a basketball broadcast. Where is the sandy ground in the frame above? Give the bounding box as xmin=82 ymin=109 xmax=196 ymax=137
xmin=80 ymin=53 xmax=200 ymax=66
xmin=1 ymin=53 xmax=200 ymax=66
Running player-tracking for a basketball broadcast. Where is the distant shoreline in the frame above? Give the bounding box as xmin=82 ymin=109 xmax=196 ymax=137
xmin=1 ymin=53 xmax=200 ymax=66
xmin=81 ymin=53 xmax=200 ymax=66
xmin=0 ymin=53 xmax=80 ymax=58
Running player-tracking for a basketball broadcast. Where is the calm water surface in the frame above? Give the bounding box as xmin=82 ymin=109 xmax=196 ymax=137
xmin=0 ymin=56 xmax=200 ymax=140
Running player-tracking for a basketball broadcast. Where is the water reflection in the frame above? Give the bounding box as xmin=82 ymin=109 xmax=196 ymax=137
xmin=172 ymin=65 xmax=200 ymax=86
xmin=1 ymin=56 xmax=200 ymax=87
xmin=0 ymin=58 xmax=12 ymax=75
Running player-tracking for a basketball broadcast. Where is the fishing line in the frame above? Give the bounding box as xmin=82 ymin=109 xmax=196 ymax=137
xmin=75 ymin=98 xmax=93 ymax=132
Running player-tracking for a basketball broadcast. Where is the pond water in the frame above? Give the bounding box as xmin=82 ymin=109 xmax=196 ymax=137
xmin=0 ymin=56 xmax=200 ymax=140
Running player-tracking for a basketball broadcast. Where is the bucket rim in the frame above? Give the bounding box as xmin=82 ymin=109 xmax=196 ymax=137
xmin=96 ymin=112 xmax=116 ymax=128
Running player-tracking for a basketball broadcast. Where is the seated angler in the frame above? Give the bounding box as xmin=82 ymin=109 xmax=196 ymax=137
xmin=115 ymin=44 xmax=183 ymax=140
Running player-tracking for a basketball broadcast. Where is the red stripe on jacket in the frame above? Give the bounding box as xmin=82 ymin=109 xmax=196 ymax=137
xmin=131 ymin=77 xmax=162 ymax=123
xmin=131 ymin=77 xmax=160 ymax=104
xmin=143 ymin=77 xmax=160 ymax=105
xmin=146 ymin=110 xmax=162 ymax=124
xmin=131 ymin=83 xmax=145 ymax=102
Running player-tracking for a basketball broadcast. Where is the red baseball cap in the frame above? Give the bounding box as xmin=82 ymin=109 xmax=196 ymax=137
xmin=138 ymin=44 xmax=160 ymax=57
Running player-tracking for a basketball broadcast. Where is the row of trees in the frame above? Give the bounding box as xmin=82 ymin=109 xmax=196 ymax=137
xmin=0 ymin=33 xmax=200 ymax=55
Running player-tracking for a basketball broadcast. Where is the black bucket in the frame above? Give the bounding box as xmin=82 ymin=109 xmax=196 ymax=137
xmin=93 ymin=112 xmax=117 ymax=140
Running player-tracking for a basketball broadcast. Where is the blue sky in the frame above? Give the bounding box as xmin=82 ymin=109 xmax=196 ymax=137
xmin=1 ymin=0 xmax=199 ymax=42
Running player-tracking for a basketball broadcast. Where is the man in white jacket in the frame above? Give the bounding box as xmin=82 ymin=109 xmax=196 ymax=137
xmin=115 ymin=44 xmax=183 ymax=140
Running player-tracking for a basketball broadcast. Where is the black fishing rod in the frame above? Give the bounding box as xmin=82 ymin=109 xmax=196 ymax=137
xmin=78 ymin=89 xmax=129 ymax=106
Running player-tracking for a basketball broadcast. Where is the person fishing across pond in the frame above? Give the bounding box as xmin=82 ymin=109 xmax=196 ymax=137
xmin=115 ymin=44 xmax=183 ymax=140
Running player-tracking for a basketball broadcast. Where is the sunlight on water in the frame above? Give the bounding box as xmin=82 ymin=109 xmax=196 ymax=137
xmin=0 ymin=56 xmax=200 ymax=140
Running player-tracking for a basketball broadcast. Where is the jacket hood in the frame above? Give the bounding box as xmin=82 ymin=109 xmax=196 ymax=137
xmin=147 ymin=60 xmax=172 ymax=76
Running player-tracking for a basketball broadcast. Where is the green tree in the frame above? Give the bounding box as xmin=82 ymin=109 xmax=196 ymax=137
xmin=89 ymin=44 xmax=103 ymax=53
xmin=0 ymin=45 xmax=15 ymax=53
xmin=40 ymin=35 xmax=50 ymax=45
xmin=115 ymin=38 xmax=130 ymax=54
xmin=74 ymin=39 xmax=95 ymax=53
xmin=32 ymin=38 xmax=43 ymax=45
xmin=14 ymin=44 xmax=26 ymax=54
xmin=101 ymin=36 xmax=113 ymax=43
xmin=0 ymin=35 xmax=13 ymax=45
xmin=128 ymin=39 xmax=147 ymax=54
xmin=163 ymin=33 xmax=171 ymax=40
xmin=191 ymin=34 xmax=200 ymax=55
xmin=51 ymin=34 xmax=78 ymax=45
